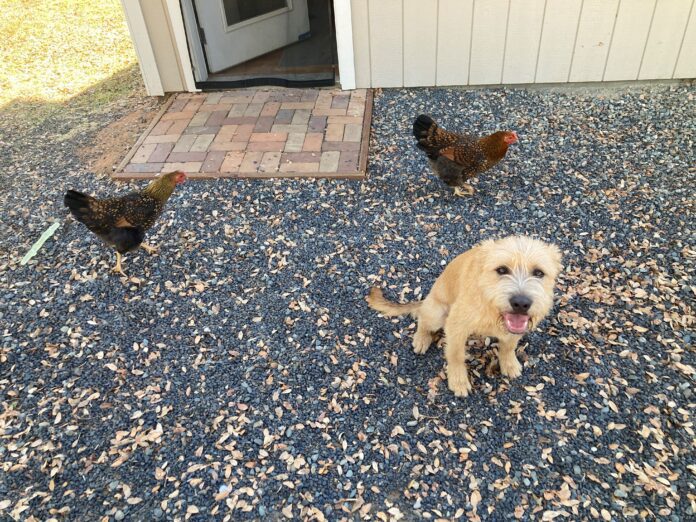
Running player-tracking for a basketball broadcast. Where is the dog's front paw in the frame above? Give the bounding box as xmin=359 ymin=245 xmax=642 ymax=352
xmin=412 ymin=334 xmax=431 ymax=355
xmin=499 ymin=354 xmax=522 ymax=379
xmin=447 ymin=367 xmax=472 ymax=397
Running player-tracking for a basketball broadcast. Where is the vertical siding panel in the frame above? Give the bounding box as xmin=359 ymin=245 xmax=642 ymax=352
xmin=351 ymin=0 xmax=371 ymax=88
xmin=503 ymin=0 xmax=546 ymax=84
xmin=674 ymin=1 xmax=696 ymax=77
xmin=469 ymin=0 xmax=509 ymax=85
xmin=603 ymin=0 xmax=656 ymax=81
xmin=403 ymin=0 xmax=438 ymax=86
xmin=640 ymin=0 xmax=692 ymax=79
xmin=536 ymin=0 xmax=583 ymax=83
xmin=368 ymin=0 xmax=404 ymax=87
xmin=569 ymin=0 xmax=620 ymax=82
xmin=436 ymin=0 xmax=474 ymax=85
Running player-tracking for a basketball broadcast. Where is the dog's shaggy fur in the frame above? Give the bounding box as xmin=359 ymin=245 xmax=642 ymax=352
xmin=367 ymin=236 xmax=562 ymax=397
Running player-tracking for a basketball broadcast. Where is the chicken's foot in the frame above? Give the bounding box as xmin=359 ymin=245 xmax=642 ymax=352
xmin=453 ymin=184 xmax=475 ymax=197
xmin=112 ymin=252 xmax=127 ymax=277
xmin=140 ymin=243 xmax=158 ymax=255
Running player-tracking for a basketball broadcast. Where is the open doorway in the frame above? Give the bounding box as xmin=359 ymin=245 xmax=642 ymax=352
xmin=183 ymin=0 xmax=337 ymax=88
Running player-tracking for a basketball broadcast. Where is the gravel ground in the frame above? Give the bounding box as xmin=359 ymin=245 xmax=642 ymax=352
xmin=1 ymin=84 xmax=694 ymax=521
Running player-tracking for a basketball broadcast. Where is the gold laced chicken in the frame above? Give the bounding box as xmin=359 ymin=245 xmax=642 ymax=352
xmin=63 ymin=171 xmax=186 ymax=276
xmin=413 ymin=114 xmax=518 ymax=196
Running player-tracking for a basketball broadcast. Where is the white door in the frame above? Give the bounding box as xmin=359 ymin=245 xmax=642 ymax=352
xmin=194 ymin=0 xmax=310 ymax=73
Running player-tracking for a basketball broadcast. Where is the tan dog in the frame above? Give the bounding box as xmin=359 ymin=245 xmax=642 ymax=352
xmin=367 ymin=236 xmax=562 ymax=397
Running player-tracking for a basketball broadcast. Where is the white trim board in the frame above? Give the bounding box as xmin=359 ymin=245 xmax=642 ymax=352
xmin=120 ymin=0 xmax=164 ymax=95
xmin=333 ymin=0 xmax=356 ymax=89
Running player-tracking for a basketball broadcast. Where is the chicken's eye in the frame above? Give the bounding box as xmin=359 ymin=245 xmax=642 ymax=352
xmin=496 ymin=266 xmax=509 ymax=275
xmin=532 ymin=269 xmax=545 ymax=278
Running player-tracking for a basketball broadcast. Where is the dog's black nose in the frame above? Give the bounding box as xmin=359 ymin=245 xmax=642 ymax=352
xmin=510 ymin=295 xmax=532 ymax=314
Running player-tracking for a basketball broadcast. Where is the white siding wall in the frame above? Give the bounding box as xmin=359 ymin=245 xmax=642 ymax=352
xmin=351 ymin=0 xmax=696 ymax=88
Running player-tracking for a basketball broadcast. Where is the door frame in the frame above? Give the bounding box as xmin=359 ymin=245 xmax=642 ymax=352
xmin=123 ymin=0 xmax=356 ymax=93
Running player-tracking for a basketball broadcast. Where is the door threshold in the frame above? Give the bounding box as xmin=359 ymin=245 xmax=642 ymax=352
xmin=197 ymin=76 xmax=336 ymax=90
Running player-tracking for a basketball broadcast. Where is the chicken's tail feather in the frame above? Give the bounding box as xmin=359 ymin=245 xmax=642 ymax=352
xmin=64 ymin=190 xmax=102 ymax=228
xmin=366 ymin=287 xmax=422 ymax=317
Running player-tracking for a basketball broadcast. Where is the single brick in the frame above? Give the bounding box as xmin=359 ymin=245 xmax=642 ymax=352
xmin=247 ymin=141 xmax=285 ymax=152
xmin=250 ymin=132 xmax=288 ymax=142
xmin=281 ymin=152 xmax=320 ymax=164
xmin=124 ymin=162 xmax=163 ymax=173
xmin=325 ymin=123 xmax=344 ymax=142
xmin=228 ymin=103 xmax=249 ymax=117
xmin=331 ymin=95 xmax=350 ymax=109
xmin=189 ymin=111 xmax=211 ymax=127
xmin=338 ymin=151 xmax=360 ymax=172
xmin=173 ymin=134 xmax=197 ymax=153
xmin=279 ymin=162 xmax=319 ymax=173
xmin=219 ymin=94 xmax=254 ymax=104
xmin=274 ymin=108 xmax=295 ymax=124
xmin=254 ymin=116 xmax=275 ymax=133
xmin=284 ymin=133 xmax=305 ymax=152
xmin=321 ymin=141 xmax=360 ymax=152
xmin=161 ymin=111 xmax=196 ymax=121
xmin=292 ymin=109 xmax=311 ymax=125
xmin=162 ymin=161 xmax=202 ymax=172
xmin=206 ymin=110 xmax=228 ymax=127
xmin=343 ymin=124 xmax=362 ymax=142
xmin=168 ymin=119 xmax=190 ymax=135
xmin=148 ymin=143 xmax=174 ymax=163
xmin=167 ymin=151 xmax=207 ymax=162
xmin=280 ymin=102 xmax=315 ymax=109
xmin=244 ymin=103 xmax=263 ymax=117
xmin=131 ymin=144 xmax=157 ymax=163
xmin=220 ymin=151 xmax=245 ymax=172
xmin=271 ymin=124 xmax=308 ymax=134
xmin=308 ymin=115 xmax=327 ymax=133
xmin=240 ymin=151 xmax=264 ymax=172
xmin=214 ymin=124 xmax=239 ymax=142
xmin=260 ymin=101 xmax=281 ymax=117
xmin=201 ymin=151 xmax=226 ymax=172
xmin=303 ymin=133 xmax=323 ymax=152
xmin=251 ymin=91 xmax=270 ymax=104
xmin=259 ymin=151 xmax=281 ymax=173
xmin=183 ymin=100 xmax=203 ymax=112
xmin=233 ymin=124 xmax=255 ymax=142
xmin=319 ymin=151 xmax=341 ymax=172
xmin=223 ymin=116 xmax=260 ymax=125
xmin=191 ymin=134 xmax=215 ymax=152
xmin=183 ymin=126 xmax=222 ymax=135
xmin=205 ymin=92 xmax=223 ymax=104
xmin=199 ymin=103 xmax=234 ymax=112
xmin=313 ymin=108 xmax=348 ymax=116
xmin=209 ymin=141 xmax=249 ymax=152
xmin=150 ymin=120 xmax=175 ymax=136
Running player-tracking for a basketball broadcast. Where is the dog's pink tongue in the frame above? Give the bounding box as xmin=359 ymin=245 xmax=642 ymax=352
xmin=504 ymin=313 xmax=529 ymax=334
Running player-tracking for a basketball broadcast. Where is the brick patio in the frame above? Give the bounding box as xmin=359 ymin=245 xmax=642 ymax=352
xmin=114 ymin=88 xmax=371 ymax=180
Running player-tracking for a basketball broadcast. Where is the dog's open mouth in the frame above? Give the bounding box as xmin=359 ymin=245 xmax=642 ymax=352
xmin=503 ymin=313 xmax=530 ymax=334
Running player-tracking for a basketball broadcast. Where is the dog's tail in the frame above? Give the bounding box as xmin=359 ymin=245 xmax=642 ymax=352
xmin=366 ymin=287 xmax=422 ymax=317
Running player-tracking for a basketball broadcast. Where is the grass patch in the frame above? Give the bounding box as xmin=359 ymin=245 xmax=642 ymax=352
xmin=0 ymin=0 xmax=137 ymax=106
xmin=0 ymin=0 xmax=147 ymax=140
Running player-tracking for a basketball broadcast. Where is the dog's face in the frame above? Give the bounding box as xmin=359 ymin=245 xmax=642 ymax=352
xmin=477 ymin=236 xmax=562 ymax=335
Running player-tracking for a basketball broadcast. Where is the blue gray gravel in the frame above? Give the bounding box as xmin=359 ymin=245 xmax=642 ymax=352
xmin=1 ymin=83 xmax=694 ymax=521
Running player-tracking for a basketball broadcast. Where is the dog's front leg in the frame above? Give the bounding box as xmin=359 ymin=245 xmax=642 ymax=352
xmin=498 ymin=336 xmax=523 ymax=379
xmin=444 ymin=318 xmax=472 ymax=397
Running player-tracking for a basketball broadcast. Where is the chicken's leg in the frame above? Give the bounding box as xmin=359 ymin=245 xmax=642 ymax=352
xmin=453 ymin=184 xmax=475 ymax=197
xmin=140 ymin=243 xmax=158 ymax=255
xmin=112 ymin=252 xmax=127 ymax=277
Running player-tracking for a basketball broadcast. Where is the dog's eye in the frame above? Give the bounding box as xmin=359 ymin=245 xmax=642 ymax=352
xmin=496 ymin=266 xmax=509 ymax=275
xmin=533 ymin=269 xmax=545 ymax=278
